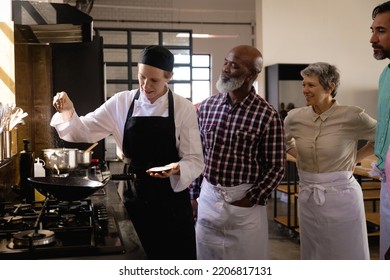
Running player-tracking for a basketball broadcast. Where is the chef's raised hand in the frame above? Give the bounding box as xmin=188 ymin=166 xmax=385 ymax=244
xmin=146 ymin=163 xmax=180 ymax=178
xmin=53 ymin=91 xmax=74 ymax=120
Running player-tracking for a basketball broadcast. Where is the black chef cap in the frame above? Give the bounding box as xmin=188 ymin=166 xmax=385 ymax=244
xmin=139 ymin=45 xmax=174 ymax=72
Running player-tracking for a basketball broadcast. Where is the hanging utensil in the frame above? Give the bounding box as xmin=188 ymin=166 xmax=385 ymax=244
xmin=9 ymin=111 xmax=28 ymax=131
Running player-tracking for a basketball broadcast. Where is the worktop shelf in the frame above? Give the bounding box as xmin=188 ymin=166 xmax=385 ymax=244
xmin=273 ymin=157 xmax=299 ymax=235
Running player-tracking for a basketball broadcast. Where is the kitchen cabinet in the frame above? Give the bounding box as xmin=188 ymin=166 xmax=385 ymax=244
xmin=51 ymin=34 xmax=106 ymax=161
xmin=265 ymin=63 xmax=308 ymax=113
xmin=266 ymin=64 xmax=307 ymax=233
xmin=13 ymin=34 xmax=106 ymax=162
xmin=266 ymin=63 xmax=308 ymax=189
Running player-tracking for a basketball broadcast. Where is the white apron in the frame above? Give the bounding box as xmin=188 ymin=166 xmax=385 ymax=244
xmin=298 ymin=170 xmax=369 ymax=260
xmin=196 ymin=179 xmax=268 ymax=260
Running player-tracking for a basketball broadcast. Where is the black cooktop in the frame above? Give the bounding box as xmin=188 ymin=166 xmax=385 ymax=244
xmin=0 ymin=198 xmax=125 ymax=259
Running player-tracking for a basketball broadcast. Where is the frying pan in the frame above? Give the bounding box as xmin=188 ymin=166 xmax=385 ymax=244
xmin=27 ymin=176 xmax=111 ymax=201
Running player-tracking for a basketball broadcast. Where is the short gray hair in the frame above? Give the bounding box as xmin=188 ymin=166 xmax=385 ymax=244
xmin=300 ymin=62 xmax=340 ymax=97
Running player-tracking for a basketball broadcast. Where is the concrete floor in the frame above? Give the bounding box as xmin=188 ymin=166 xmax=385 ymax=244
xmin=267 ymin=197 xmax=380 ymax=260
xmin=267 ymin=198 xmax=300 ymax=260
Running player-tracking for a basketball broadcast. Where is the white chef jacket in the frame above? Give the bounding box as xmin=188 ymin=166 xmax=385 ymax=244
xmin=50 ymin=88 xmax=204 ymax=192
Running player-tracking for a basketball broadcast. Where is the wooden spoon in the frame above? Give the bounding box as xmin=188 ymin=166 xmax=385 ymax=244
xmin=84 ymin=142 xmax=98 ymax=154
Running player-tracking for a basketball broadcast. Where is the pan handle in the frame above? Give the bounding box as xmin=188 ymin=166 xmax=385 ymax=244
xmin=101 ymin=175 xmax=111 ymax=185
xmin=110 ymin=173 xmax=135 ymax=181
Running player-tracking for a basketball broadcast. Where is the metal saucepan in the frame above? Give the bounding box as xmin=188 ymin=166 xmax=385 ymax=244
xmin=76 ymin=150 xmax=93 ymax=167
xmin=77 ymin=142 xmax=98 ymax=166
xmin=28 ymin=176 xmax=111 ymax=201
xmin=42 ymin=148 xmax=79 ymax=171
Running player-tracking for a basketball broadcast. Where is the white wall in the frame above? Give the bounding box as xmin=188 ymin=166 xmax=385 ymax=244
xmin=0 ymin=0 xmax=11 ymax=21
xmin=257 ymin=0 xmax=388 ymax=118
xmin=90 ymin=0 xmax=386 ymax=117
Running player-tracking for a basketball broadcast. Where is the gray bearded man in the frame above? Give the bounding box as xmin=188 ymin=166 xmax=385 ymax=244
xmin=190 ymin=45 xmax=285 ymax=260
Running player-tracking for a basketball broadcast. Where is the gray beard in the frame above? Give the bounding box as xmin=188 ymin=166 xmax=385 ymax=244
xmin=373 ymin=48 xmax=390 ymax=60
xmin=216 ymin=75 xmax=246 ymax=93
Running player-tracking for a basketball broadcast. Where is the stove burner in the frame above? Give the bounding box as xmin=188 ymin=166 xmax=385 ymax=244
xmin=44 ymin=211 xmax=59 ymax=219
xmin=8 ymin=230 xmax=56 ymax=249
xmin=0 ymin=196 xmax=125 ymax=259
xmin=13 ymin=204 xmax=32 ymax=212
xmin=0 ymin=216 xmax=31 ymax=232
xmin=58 ymin=214 xmax=77 ymax=227
xmin=57 ymin=201 xmax=82 ymax=211
xmin=10 ymin=203 xmax=37 ymax=218
xmin=60 ymin=214 xmax=76 ymax=222
xmin=1 ymin=216 xmax=23 ymax=224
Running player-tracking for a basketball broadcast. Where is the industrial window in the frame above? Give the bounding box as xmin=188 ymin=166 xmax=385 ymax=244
xmin=192 ymin=54 xmax=211 ymax=105
xmin=96 ymin=28 xmax=193 ymax=101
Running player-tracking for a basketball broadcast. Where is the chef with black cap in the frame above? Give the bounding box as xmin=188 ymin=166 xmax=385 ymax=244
xmin=50 ymin=45 xmax=204 ymax=260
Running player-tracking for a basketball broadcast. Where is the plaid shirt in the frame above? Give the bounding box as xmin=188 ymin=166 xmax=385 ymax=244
xmin=190 ymin=87 xmax=285 ymax=205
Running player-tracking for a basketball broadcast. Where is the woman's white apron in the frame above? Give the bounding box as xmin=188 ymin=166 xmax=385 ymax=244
xmin=298 ymin=170 xmax=369 ymax=260
xmin=195 ymin=179 xmax=268 ymax=260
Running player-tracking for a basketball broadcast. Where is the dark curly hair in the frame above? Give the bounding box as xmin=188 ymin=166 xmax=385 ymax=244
xmin=372 ymin=1 xmax=390 ymax=19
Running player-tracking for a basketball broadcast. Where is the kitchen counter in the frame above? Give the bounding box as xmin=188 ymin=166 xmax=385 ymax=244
xmin=72 ymin=180 xmax=147 ymax=260
xmin=0 ymin=160 xmax=146 ymax=260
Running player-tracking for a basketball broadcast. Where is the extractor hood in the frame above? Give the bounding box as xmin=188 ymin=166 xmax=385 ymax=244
xmin=12 ymin=1 xmax=93 ymax=44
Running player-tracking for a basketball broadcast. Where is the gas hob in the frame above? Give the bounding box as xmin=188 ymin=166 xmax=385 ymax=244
xmin=0 ymin=198 xmax=125 ymax=259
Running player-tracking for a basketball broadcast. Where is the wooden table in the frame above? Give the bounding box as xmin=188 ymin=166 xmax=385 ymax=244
xmin=353 ymin=166 xmax=380 ymax=180
xmin=354 ymin=154 xmax=380 ymax=180
xmin=353 ymin=155 xmax=381 ymax=235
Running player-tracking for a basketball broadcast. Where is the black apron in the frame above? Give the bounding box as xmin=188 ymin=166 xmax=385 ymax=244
xmin=122 ymin=89 xmax=196 ymax=260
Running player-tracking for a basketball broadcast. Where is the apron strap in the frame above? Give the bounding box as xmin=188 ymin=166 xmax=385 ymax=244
xmin=300 ymin=184 xmax=326 ymax=206
xmin=167 ymin=88 xmax=174 ymax=121
xmin=127 ymin=89 xmax=140 ymax=117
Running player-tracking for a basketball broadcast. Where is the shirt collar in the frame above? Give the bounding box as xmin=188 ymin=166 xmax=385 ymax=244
xmin=220 ymin=86 xmax=257 ymax=109
xmin=311 ymin=100 xmax=339 ymax=121
xmin=139 ymin=87 xmax=169 ymax=104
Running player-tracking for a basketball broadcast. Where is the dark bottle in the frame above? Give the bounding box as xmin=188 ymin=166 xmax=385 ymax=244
xmin=19 ymin=139 xmax=35 ymax=203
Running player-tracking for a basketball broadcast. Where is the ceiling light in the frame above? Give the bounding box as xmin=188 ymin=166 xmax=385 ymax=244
xmin=176 ymin=33 xmax=239 ymax=39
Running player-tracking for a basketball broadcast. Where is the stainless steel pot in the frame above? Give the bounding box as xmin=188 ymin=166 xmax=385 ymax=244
xmin=77 ymin=150 xmax=93 ymax=167
xmin=42 ymin=148 xmax=78 ymax=171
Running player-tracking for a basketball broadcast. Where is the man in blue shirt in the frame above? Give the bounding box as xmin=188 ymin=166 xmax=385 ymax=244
xmin=370 ymin=1 xmax=390 ymax=259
